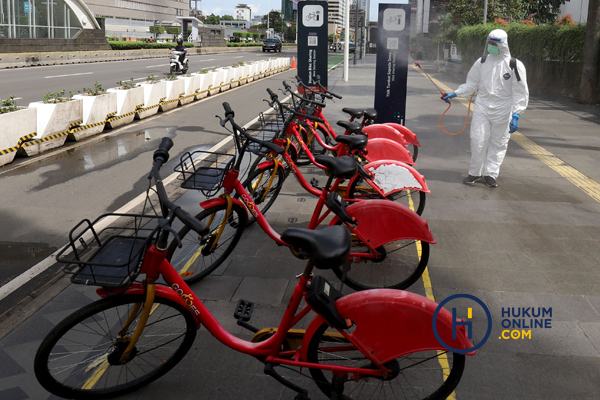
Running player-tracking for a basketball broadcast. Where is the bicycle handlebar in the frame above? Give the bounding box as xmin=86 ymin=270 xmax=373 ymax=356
xmin=265 ymin=89 xmax=326 ymax=124
xmin=152 ymin=138 xmax=209 ymax=236
xmin=280 ymin=82 xmax=327 ymax=108
xmin=314 ymin=75 xmax=342 ymax=99
xmin=295 ymin=75 xmax=342 ymax=100
xmin=220 ymin=103 xmax=285 ymax=154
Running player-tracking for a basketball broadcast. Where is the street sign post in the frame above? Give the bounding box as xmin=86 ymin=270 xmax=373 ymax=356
xmin=297 ymin=1 xmax=328 ymax=91
xmin=374 ymin=4 xmax=411 ymax=125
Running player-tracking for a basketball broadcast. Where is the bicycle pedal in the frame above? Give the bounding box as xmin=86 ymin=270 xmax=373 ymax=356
xmin=310 ymin=178 xmax=320 ymax=189
xmin=234 ymin=299 xmax=255 ymax=322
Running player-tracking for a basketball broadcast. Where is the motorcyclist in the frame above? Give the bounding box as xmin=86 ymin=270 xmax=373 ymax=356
xmin=442 ymin=29 xmax=529 ymax=188
xmin=173 ymin=37 xmax=187 ymax=69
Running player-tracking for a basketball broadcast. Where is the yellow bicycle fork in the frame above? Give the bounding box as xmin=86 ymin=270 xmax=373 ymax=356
xmin=82 ymin=282 xmax=157 ymax=389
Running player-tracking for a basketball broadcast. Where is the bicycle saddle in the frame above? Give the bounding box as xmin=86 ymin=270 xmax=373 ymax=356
xmin=336 ymin=120 xmax=362 ymax=134
xmin=341 ymin=107 xmax=364 ymax=120
xmin=281 ymin=226 xmax=351 ymax=269
xmin=314 ymin=155 xmax=357 ymax=179
xmin=335 ymin=134 xmax=368 ymax=151
xmin=363 ymin=108 xmax=378 ymax=120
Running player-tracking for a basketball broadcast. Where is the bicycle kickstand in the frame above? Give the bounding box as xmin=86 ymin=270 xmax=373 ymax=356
xmin=264 ymin=362 xmax=311 ymax=400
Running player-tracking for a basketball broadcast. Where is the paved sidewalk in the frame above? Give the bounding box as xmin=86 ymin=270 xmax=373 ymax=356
xmin=1 ymin=54 xmax=600 ymax=399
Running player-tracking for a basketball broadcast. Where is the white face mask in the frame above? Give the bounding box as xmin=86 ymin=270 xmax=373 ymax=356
xmin=487 ymin=44 xmax=500 ymax=56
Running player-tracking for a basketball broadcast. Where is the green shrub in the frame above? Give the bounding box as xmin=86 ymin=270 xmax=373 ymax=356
xmin=108 ymin=41 xmax=194 ymax=50
xmin=116 ymin=77 xmax=139 ymax=89
xmin=226 ymin=43 xmax=262 ymax=47
xmin=43 ymin=89 xmax=75 ymax=103
xmin=0 ymin=96 xmax=19 ymax=114
xmin=80 ymin=81 xmax=106 ymax=96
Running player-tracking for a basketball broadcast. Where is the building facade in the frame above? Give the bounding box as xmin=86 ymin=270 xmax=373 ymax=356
xmin=234 ymin=4 xmax=251 ymax=21
xmin=0 ymin=0 xmax=99 ymax=39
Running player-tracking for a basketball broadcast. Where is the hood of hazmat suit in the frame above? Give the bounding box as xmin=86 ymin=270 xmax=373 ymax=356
xmin=454 ymin=29 xmax=529 ymax=122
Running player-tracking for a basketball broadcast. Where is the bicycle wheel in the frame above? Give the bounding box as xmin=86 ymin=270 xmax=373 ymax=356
xmin=347 ymin=175 xmax=426 ymax=216
xmin=296 ymin=124 xmax=332 ymax=166
xmin=241 ymin=162 xmax=286 ymax=224
xmin=409 ymin=145 xmax=419 ymax=163
xmin=167 ymin=203 xmax=247 ymax=284
xmin=306 ymin=321 xmax=465 ymax=400
xmin=34 ymin=294 xmax=196 ymax=399
xmin=332 ymin=222 xmax=429 ymax=290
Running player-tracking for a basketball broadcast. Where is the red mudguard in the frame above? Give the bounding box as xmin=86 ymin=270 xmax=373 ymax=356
xmin=362 ymin=124 xmax=408 ymax=146
xmin=362 ymin=137 xmax=414 ymax=165
xmin=300 ymin=289 xmax=474 ymax=365
xmin=329 ymin=200 xmax=435 ymax=246
xmin=385 ymin=123 xmax=421 ymax=146
xmin=347 ymin=159 xmax=429 ymax=194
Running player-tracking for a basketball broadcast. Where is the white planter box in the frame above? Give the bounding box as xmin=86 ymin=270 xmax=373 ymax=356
xmin=179 ymin=75 xmax=200 ymax=105
xmin=162 ymin=78 xmax=186 ymax=111
xmin=194 ymin=72 xmax=212 ymax=99
xmin=259 ymin=60 xmax=269 ymax=78
xmin=71 ymin=92 xmax=117 ymax=140
xmin=229 ymin=66 xmax=242 ymax=88
xmin=26 ymin=99 xmax=83 ymax=156
xmin=0 ymin=107 xmax=37 ymax=166
xmin=137 ymin=81 xmax=167 ymax=120
xmin=106 ymin=86 xmax=145 ymax=129
xmin=268 ymin=59 xmax=277 ymax=75
xmin=220 ymin=68 xmax=232 ymax=92
xmin=247 ymin=63 xmax=257 ymax=83
xmin=211 ymin=68 xmax=227 ymax=95
xmin=239 ymin=65 xmax=250 ymax=85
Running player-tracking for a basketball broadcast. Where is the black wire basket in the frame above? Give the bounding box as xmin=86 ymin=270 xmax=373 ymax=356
xmin=175 ymin=150 xmax=235 ymax=197
xmin=56 ymin=213 xmax=161 ymax=288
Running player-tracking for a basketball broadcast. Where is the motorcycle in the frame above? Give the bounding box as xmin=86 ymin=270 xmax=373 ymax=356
xmin=169 ymin=50 xmax=189 ymax=74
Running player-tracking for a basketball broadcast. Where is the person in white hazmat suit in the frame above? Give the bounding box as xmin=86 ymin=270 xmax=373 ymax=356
xmin=442 ymin=29 xmax=529 ymax=187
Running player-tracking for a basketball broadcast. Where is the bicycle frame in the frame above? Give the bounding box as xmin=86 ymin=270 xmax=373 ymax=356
xmin=97 ymin=242 xmax=474 ymax=378
xmin=276 ymin=122 xmax=429 ymax=201
xmin=97 ymin=245 xmax=387 ymax=377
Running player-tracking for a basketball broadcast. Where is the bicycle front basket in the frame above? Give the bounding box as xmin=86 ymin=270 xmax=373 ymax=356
xmin=175 ymin=150 xmax=235 ymax=197
xmin=56 ymin=213 xmax=160 ymax=288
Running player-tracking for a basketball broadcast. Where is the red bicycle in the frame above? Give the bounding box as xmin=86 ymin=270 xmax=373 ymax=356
xmin=34 ymin=138 xmax=474 ymax=400
xmin=166 ymin=103 xmax=435 ymax=291
xmin=293 ymin=76 xmax=421 ymax=162
xmin=260 ymin=88 xmax=428 ymax=216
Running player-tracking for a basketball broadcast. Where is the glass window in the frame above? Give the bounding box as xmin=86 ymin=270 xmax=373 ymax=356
xmin=0 ymin=0 xmax=81 ymax=38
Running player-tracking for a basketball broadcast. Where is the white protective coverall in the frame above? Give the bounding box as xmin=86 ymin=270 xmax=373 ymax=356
xmin=454 ymin=29 xmax=529 ymax=178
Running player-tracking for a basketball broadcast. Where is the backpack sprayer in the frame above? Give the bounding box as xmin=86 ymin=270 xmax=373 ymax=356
xmin=414 ymin=61 xmax=474 ymax=136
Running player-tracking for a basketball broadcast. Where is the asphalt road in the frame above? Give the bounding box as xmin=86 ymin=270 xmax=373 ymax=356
xmin=0 ymin=64 xmax=302 ymax=318
xmin=0 ymin=49 xmax=296 ymax=106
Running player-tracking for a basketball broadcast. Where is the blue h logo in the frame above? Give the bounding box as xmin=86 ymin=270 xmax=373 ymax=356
xmin=452 ymin=308 xmax=473 ymax=340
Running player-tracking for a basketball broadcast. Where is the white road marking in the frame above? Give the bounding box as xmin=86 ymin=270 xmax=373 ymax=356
xmin=44 ymin=72 xmax=93 ymax=79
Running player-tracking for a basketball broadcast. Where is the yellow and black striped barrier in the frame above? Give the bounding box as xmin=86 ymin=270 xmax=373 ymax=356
xmin=0 ymin=132 xmax=37 ymax=156
xmin=19 ymin=121 xmax=82 ymax=149
xmin=136 ymin=98 xmax=166 ymax=114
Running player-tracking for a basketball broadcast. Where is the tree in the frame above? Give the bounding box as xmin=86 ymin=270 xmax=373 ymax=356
xmin=579 ymin=0 xmax=600 ymax=104
xmin=203 ymin=14 xmax=221 ymax=25
xmin=439 ymin=0 xmax=567 ymax=26
xmin=262 ymin=11 xmax=284 ymax=33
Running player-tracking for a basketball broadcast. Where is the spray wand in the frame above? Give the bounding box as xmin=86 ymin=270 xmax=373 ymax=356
xmin=414 ymin=61 xmax=448 ymax=101
xmin=414 ymin=61 xmax=473 ymax=136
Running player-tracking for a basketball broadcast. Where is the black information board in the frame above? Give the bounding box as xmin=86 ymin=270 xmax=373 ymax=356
xmin=297 ymin=1 xmax=328 ymax=91
xmin=374 ymin=4 xmax=411 ymax=124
